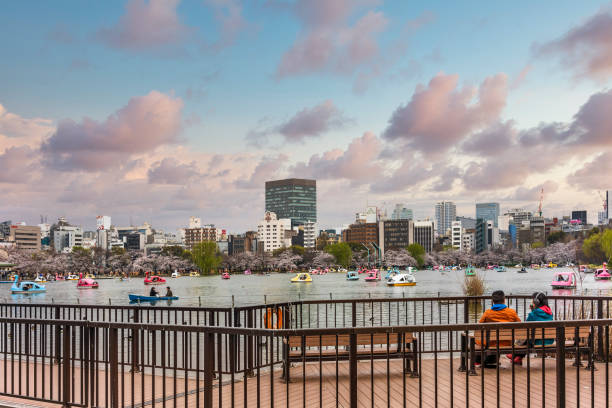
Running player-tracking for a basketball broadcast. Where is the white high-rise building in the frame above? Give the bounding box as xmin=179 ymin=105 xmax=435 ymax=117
xmin=451 ymin=221 xmax=462 ymax=250
xmin=189 ymin=216 xmax=201 ymax=229
xmin=462 ymin=231 xmax=475 ymax=252
xmin=96 ymin=215 xmax=111 ymax=231
xmin=435 ymin=201 xmax=456 ymax=237
xmin=303 ymin=221 xmax=317 ymax=249
xmin=257 ymin=212 xmax=292 ymax=253
xmin=53 ymin=226 xmax=83 ymax=253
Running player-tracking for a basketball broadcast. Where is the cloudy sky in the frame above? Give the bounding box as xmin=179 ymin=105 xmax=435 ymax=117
xmin=1 ymin=0 xmax=612 ymax=232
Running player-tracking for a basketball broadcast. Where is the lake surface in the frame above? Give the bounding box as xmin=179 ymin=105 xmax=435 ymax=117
xmin=5 ymin=267 xmax=612 ymax=307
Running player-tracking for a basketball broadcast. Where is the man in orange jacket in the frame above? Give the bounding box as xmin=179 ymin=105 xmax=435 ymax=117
xmin=475 ymin=290 xmax=521 ymax=368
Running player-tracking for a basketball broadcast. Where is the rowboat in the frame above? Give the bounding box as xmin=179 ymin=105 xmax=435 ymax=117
xmin=128 ymin=294 xmax=178 ymax=302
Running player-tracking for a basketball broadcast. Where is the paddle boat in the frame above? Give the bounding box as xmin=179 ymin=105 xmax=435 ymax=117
xmin=386 ymin=270 xmax=416 ymax=286
xmin=144 ymin=272 xmax=166 ymax=285
xmin=465 ymin=266 xmax=476 ymax=276
xmin=518 ymin=267 xmax=528 ymax=273
xmin=551 ymin=271 xmax=577 ymax=289
xmin=595 ymin=263 xmax=610 ymax=280
xmin=338 ymin=268 xmax=348 ymax=274
xmin=494 ymin=266 xmax=506 ymax=272
xmin=84 ymin=274 xmax=96 ymax=279
xmin=309 ymin=268 xmax=320 ymax=275
xmin=579 ymin=265 xmax=588 ymax=273
xmin=189 ymin=271 xmax=200 ymax=277
xmin=244 ymin=269 xmax=252 ymax=275
xmin=514 ymin=264 xmax=522 ymax=268
xmin=364 ymin=269 xmax=381 ymax=281
xmin=77 ymin=273 xmax=99 ymax=289
xmin=486 ymin=265 xmax=496 ymax=270
xmin=34 ymin=275 xmax=47 ymax=283
xmin=66 ymin=274 xmax=79 ymax=280
xmin=171 ymin=271 xmax=180 ymax=278
xmin=129 ymin=294 xmax=178 ymax=303
xmin=221 ymin=272 xmax=231 ymax=280
xmin=531 ymin=264 xmax=540 ymax=270
xmin=320 ymin=268 xmax=328 ymax=275
xmin=347 ymin=271 xmax=359 ymax=281
xmin=547 ymin=262 xmax=558 ymax=268
xmin=291 ymin=272 xmax=312 ymax=283
xmin=385 ymin=267 xmax=400 ymax=280
xmin=55 ymin=274 xmax=65 ymax=281
xmin=11 ymin=275 xmax=46 ymax=294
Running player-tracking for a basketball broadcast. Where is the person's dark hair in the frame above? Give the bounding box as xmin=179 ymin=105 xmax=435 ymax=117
xmin=491 ymin=290 xmax=505 ymax=304
xmin=532 ymin=292 xmax=548 ymax=307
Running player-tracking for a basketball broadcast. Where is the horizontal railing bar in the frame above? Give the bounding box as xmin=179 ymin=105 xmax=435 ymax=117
xmin=1 ymin=317 xmax=610 ymax=335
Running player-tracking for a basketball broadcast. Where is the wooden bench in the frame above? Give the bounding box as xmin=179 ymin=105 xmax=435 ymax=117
xmin=461 ymin=326 xmax=593 ymax=374
xmin=283 ymin=333 xmax=418 ymax=381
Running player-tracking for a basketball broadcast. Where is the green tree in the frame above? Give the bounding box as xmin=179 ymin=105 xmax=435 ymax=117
xmin=191 ymin=241 xmax=222 ymax=275
xmin=325 ymin=243 xmax=352 ymax=268
xmin=582 ymin=232 xmax=605 ymax=263
xmin=161 ymin=245 xmax=186 ymax=258
xmin=547 ymin=231 xmax=566 ymax=245
xmin=601 ymin=229 xmax=612 ymax=263
xmin=111 ymin=246 xmax=126 ymax=256
xmin=406 ymin=243 xmax=425 ymax=268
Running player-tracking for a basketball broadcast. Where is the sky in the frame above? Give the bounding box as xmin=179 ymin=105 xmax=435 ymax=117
xmin=1 ymin=0 xmax=612 ymax=232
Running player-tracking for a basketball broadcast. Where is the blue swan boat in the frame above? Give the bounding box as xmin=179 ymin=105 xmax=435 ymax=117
xmin=11 ymin=275 xmax=46 ymax=294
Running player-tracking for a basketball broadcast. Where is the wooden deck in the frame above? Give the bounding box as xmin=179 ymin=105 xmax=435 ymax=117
xmin=0 ymin=357 xmax=609 ymax=407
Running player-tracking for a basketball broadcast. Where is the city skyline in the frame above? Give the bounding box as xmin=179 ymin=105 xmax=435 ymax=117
xmin=2 ymin=1 xmax=612 ymax=231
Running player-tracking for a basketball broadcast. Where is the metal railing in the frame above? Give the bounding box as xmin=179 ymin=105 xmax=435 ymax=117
xmin=0 ymin=317 xmax=609 ymax=407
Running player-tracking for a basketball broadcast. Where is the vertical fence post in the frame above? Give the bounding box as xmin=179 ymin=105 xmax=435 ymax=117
xmin=54 ymin=307 xmax=61 ymax=364
xmin=247 ymin=309 xmax=254 ymax=376
xmin=109 ymin=327 xmax=119 ymax=408
xmin=351 ymin=301 xmax=356 ymax=328
xmin=556 ymin=326 xmax=566 ymax=408
xmin=349 ymin=331 xmax=357 ymax=408
xmin=131 ymin=307 xmax=140 ymax=372
xmin=62 ymin=325 xmax=70 ymax=408
xmin=204 ymin=331 xmax=215 ymax=408
xmin=464 ymin=298 xmax=470 ymax=324
xmin=597 ymin=299 xmax=604 ymax=361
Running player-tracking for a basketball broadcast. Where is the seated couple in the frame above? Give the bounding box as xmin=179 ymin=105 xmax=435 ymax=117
xmin=475 ymin=290 xmax=553 ymax=368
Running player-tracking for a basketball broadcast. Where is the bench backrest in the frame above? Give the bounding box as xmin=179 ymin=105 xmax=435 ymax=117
xmin=287 ymin=333 xmax=413 ymax=348
xmin=473 ymin=326 xmax=591 ymax=343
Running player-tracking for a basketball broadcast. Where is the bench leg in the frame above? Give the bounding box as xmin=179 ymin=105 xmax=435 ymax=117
xmin=572 ymin=344 xmax=583 ymax=367
xmin=410 ymin=338 xmax=419 ymax=378
xmin=469 ymin=338 xmax=477 ymax=376
xmin=458 ymin=334 xmax=467 ymax=372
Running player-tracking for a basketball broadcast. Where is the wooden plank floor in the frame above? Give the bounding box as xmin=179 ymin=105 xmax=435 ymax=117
xmin=0 ymin=357 xmax=610 ymax=407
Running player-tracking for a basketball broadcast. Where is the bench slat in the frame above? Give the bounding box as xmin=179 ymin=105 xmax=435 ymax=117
xmin=287 ymin=333 xmax=413 ymax=348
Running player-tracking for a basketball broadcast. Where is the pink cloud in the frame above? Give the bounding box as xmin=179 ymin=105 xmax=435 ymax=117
xmin=276 ymin=0 xmax=388 ymax=77
xmin=290 ymin=132 xmax=383 ymax=184
xmin=147 ymin=158 xmax=200 ymax=184
xmin=97 ymin=0 xmax=192 ymax=52
xmin=0 ymin=146 xmax=37 ymax=183
xmin=235 ymin=154 xmax=288 ymax=189
xmin=507 ymin=181 xmax=559 ymax=201
xmin=0 ymin=104 xmax=54 ymax=141
xmin=247 ymin=100 xmax=351 ymax=145
xmin=41 ymin=90 xmax=183 ymax=171
xmin=534 ymin=8 xmax=612 ymax=81
xmin=382 ymin=73 xmax=507 ymax=154
xmin=567 ymin=152 xmax=612 ymax=190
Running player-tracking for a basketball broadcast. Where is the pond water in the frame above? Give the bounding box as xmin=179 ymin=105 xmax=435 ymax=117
xmin=5 ymin=267 xmax=612 ymax=307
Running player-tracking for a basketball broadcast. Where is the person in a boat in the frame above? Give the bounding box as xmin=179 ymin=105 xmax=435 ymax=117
xmin=149 ymin=287 xmax=159 ymax=297
xmin=556 ymin=275 xmax=567 ymax=282
xmin=165 ymin=287 xmax=173 ymax=297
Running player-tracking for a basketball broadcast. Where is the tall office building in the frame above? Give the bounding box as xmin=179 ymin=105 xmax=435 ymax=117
xmin=504 ymin=208 xmax=532 ymax=227
xmin=476 ymin=203 xmax=500 ymax=228
xmin=391 ymin=204 xmax=413 ymax=220
xmin=414 ymin=221 xmax=434 ymax=252
xmin=571 ymin=210 xmax=587 ymax=225
xmin=265 ymin=179 xmax=316 ymax=226
xmin=434 ymin=201 xmax=456 ymax=236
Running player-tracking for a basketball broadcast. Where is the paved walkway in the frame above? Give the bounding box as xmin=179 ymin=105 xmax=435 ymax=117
xmin=0 ymin=357 xmax=609 ymax=407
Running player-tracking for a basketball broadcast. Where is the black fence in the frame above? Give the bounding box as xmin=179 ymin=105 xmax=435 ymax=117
xmin=0 ymin=297 xmax=610 ymax=407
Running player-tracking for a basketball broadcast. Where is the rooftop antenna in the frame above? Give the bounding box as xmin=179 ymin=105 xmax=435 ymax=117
xmin=538 ymin=188 xmax=544 ymax=217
